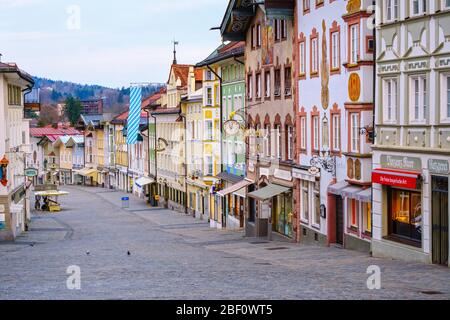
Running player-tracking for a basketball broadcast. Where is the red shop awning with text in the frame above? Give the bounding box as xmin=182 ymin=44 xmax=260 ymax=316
xmin=372 ymin=168 xmax=421 ymax=189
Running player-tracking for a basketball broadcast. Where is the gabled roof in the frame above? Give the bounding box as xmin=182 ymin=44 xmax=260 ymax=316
xmin=196 ymin=41 xmax=245 ymax=67
xmin=168 ymin=64 xmax=191 ymax=88
xmin=111 ymin=109 xmax=147 ymax=125
xmin=0 ymin=62 xmax=34 ymax=85
xmin=53 ymin=136 xmax=72 ymax=148
xmin=66 ymin=135 xmax=84 ymax=147
xmin=79 ymin=114 xmax=104 ymax=127
xmin=30 ymin=127 xmax=80 ymax=138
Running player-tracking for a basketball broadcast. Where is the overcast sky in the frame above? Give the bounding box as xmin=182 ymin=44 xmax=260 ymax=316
xmin=0 ymin=0 xmax=228 ymax=88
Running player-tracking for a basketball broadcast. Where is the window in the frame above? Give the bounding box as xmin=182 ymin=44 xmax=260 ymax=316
xmin=445 ymin=0 xmax=450 ymax=9
xmin=256 ymin=73 xmax=261 ymax=98
xmin=207 ymin=156 xmax=214 ymax=176
xmin=332 ymin=114 xmax=340 ymax=152
xmin=251 ymin=26 xmax=256 ymax=48
xmin=205 ymin=121 xmax=213 ymax=140
xmin=206 ymin=87 xmax=213 ymax=106
xmin=350 ymin=24 xmax=359 ymax=64
xmin=312 ymin=115 xmax=319 ymax=151
xmin=331 ymin=31 xmax=340 ymax=70
xmin=300 ymin=116 xmax=307 ymax=150
xmin=287 ymin=125 xmax=294 ymax=160
xmin=311 ymin=37 xmax=319 ymax=74
xmin=215 ymin=86 xmax=220 ymax=105
xmin=313 ymin=181 xmax=321 ymax=227
xmin=448 ymin=76 xmax=450 ymax=118
xmin=275 ymin=124 xmax=282 ymax=159
xmin=265 ymin=70 xmax=271 ymax=98
xmin=205 ymin=70 xmax=213 ymax=81
xmin=301 ymin=180 xmax=309 ymax=222
xmin=284 ymin=67 xmax=292 ymax=96
xmin=299 ymin=41 xmax=306 ymax=75
xmin=383 ymin=78 xmax=398 ymax=122
xmin=7 ymin=85 xmax=22 ymax=106
xmin=411 ymin=0 xmax=426 ymax=15
xmin=281 ymin=20 xmax=287 ymax=39
xmin=257 ymin=24 xmax=261 ymax=47
xmin=389 ymin=188 xmax=422 ymax=244
xmin=409 ymin=75 xmax=427 ymax=122
xmin=264 ymin=124 xmax=271 ymax=157
xmin=275 ymin=19 xmax=281 ymax=41
xmin=274 ymin=69 xmax=281 ymax=97
xmin=363 ymin=202 xmax=372 ymax=235
xmin=350 ymin=113 xmax=360 ymax=153
xmin=349 ymin=199 xmax=359 ymax=228
xmin=386 ymin=0 xmax=399 ymax=21
xmin=304 ymin=0 xmax=310 ymax=12
xmin=247 ymin=74 xmax=253 ymax=99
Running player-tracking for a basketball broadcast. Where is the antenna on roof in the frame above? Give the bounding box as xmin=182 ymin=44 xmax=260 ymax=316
xmin=172 ymin=39 xmax=179 ymax=65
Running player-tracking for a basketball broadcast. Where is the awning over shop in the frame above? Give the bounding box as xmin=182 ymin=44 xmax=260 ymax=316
xmin=76 ymin=168 xmax=98 ymax=177
xmin=355 ymin=188 xmax=372 ymax=202
xmin=247 ymin=184 xmax=291 ymax=201
xmin=135 ymin=176 xmax=154 ymax=188
xmin=341 ymin=186 xmax=362 ymax=199
xmin=328 ymin=181 xmax=350 ymax=196
xmin=372 ymin=168 xmax=421 ymax=189
xmin=217 ymin=179 xmax=252 ymax=197
xmin=233 ymin=187 xmax=246 ymax=198
xmin=215 ymin=172 xmax=244 ymax=184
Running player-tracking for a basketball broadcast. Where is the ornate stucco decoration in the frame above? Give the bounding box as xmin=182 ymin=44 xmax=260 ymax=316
xmin=346 ymin=0 xmax=361 ymax=14
xmin=320 ymin=20 xmax=329 ymax=111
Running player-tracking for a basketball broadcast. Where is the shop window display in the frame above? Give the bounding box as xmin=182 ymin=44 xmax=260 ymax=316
xmin=389 ymin=188 xmax=422 ymax=244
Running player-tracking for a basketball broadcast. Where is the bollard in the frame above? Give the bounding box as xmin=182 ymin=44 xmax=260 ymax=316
xmin=121 ymin=196 xmax=129 ymax=209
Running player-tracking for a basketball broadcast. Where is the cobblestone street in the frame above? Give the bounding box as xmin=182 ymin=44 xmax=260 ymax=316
xmin=0 ymin=186 xmax=449 ymax=300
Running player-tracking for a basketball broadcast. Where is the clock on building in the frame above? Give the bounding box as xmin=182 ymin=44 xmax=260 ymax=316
xmin=224 ymin=120 xmax=241 ymax=136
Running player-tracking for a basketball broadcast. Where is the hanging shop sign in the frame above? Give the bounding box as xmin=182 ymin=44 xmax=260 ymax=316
xmin=428 ymin=159 xmax=449 ymax=175
xmin=372 ymin=168 xmax=421 ymax=189
xmin=380 ymin=155 xmax=422 ymax=172
xmin=24 ymin=168 xmax=38 ymax=178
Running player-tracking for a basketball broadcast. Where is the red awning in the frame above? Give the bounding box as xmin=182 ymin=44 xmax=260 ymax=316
xmin=372 ymin=168 xmax=421 ymax=189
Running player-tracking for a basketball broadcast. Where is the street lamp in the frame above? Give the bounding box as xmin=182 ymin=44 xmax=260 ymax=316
xmin=310 ymin=113 xmax=336 ymax=176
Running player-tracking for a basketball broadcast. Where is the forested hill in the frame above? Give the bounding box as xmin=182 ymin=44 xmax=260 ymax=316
xmin=33 ymin=77 xmax=164 ymax=114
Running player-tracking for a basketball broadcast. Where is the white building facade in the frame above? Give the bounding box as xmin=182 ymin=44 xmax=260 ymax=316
xmin=0 ymin=62 xmax=34 ymax=240
xmin=372 ymin=0 xmax=450 ymax=266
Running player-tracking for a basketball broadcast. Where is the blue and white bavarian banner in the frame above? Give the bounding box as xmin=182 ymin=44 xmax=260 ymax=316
xmin=127 ymin=86 xmax=142 ymax=145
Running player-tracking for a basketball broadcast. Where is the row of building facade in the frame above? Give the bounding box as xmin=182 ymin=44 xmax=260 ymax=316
xmin=1 ymin=0 xmax=448 ymax=267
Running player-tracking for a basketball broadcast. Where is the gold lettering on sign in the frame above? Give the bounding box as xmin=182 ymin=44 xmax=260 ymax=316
xmin=346 ymin=0 xmax=361 ymax=14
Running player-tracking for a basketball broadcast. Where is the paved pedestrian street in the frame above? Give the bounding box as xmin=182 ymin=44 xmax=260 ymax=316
xmin=0 ymin=186 xmax=448 ymax=300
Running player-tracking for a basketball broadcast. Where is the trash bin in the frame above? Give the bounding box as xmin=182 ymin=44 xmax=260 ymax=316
xmin=121 ymin=196 xmax=129 ymax=209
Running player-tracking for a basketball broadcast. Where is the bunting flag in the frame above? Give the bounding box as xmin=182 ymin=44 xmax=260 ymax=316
xmin=127 ymin=86 xmax=142 ymax=145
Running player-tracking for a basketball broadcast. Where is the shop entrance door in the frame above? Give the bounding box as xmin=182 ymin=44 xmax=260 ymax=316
xmin=432 ymin=176 xmax=448 ymax=266
xmin=336 ymin=196 xmax=344 ymax=245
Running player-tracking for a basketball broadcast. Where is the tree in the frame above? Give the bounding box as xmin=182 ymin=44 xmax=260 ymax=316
xmin=38 ymin=104 xmax=60 ymax=127
xmin=65 ymin=96 xmax=83 ymax=126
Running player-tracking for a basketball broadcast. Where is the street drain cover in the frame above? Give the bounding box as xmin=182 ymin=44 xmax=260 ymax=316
xmin=255 ymin=262 xmax=272 ymax=265
xmin=250 ymin=241 xmax=270 ymax=244
xmin=420 ymin=291 xmax=443 ymax=295
xmin=265 ymin=247 xmax=289 ymax=251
